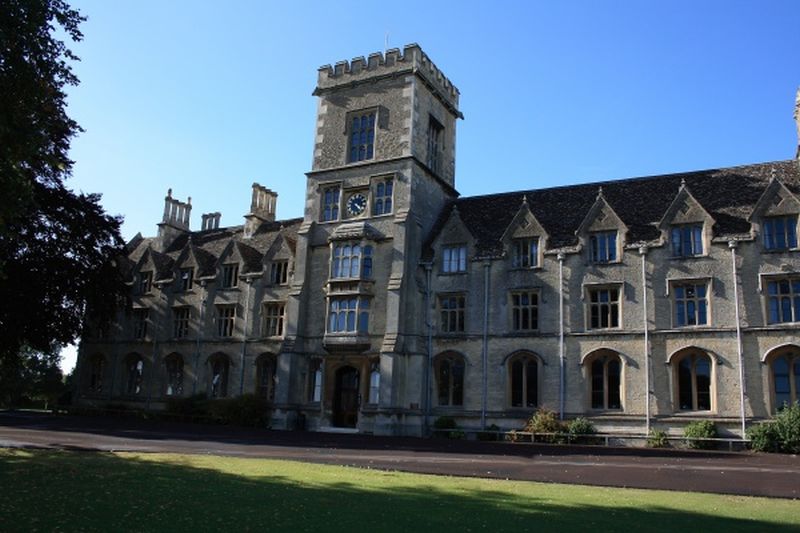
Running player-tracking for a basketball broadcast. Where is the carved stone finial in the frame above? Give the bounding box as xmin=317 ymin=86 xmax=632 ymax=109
xmin=597 ymin=186 xmax=604 ymax=199
xmin=167 ymin=188 xmax=172 ymax=198
xmin=771 ymin=167 xmax=777 ymax=181
xmin=680 ymin=178 xmax=686 ymax=190
xmin=521 ymin=194 xmax=528 ymax=205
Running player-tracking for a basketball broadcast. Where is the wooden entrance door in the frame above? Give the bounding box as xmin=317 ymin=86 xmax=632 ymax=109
xmin=333 ymin=366 xmax=360 ymax=428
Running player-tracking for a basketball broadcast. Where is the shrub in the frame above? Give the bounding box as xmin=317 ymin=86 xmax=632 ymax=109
xmin=478 ymin=423 xmax=501 ymax=441
xmin=165 ymin=394 xmax=209 ymax=417
xmin=433 ymin=416 xmax=463 ymax=439
xmin=683 ymin=420 xmax=717 ymax=450
xmin=748 ymin=403 xmax=800 ymax=454
xmin=566 ymin=417 xmax=597 ymax=444
xmin=525 ymin=409 xmax=566 ymax=443
xmin=207 ymin=394 xmax=269 ymax=427
xmin=647 ymin=429 xmax=669 ymax=448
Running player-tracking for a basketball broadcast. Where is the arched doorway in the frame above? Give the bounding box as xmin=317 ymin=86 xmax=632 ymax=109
xmin=333 ymin=366 xmax=360 ymax=428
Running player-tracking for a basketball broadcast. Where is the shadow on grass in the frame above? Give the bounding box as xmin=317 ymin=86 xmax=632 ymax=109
xmin=0 ymin=450 xmax=796 ymax=533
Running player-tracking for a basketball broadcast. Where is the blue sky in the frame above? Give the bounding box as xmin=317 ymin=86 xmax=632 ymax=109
xmin=60 ymin=0 xmax=799 ymax=370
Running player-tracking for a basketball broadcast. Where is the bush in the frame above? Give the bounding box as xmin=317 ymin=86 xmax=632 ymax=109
xmin=647 ymin=429 xmax=669 ymax=448
xmin=207 ymin=394 xmax=269 ymax=427
xmin=748 ymin=403 xmax=800 ymax=454
xmin=433 ymin=416 xmax=463 ymax=439
xmin=525 ymin=409 xmax=566 ymax=443
xmin=683 ymin=420 xmax=717 ymax=449
xmin=478 ymin=423 xmax=501 ymax=441
xmin=566 ymin=417 xmax=597 ymax=444
xmin=165 ymin=394 xmax=209 ymax=417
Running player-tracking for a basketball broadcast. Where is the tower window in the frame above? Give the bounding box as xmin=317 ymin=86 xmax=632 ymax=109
xmin=427 ymin=116 xmax=443 ymax=174
xmin=373 ymin=178 xmax=393 ymax=216
xmin=322 ymin=186 xmax=340 ymax=222
xmin=348 ymin=111 xmax=376 ymax=163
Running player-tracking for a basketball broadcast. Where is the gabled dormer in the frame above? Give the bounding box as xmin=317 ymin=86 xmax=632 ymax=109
xmin=658 ymin=180 xmax=714 ymax=258
xmin=135 ymin=247 xmax=174 ymax=295
xmin=500 ymin=196 xmax=549 ymax=269
xmin=576 ymin=188 xmax=627 ymax=264
xmin=215 ymin=241 xmax=243 ymax=289
xmin=172 ymin=243 xmax=200 ymax=292
xmin=264 ymin=233 xmax=295 ymax=286
xmin=432 ymin=205 xmax=475 ymax=274
xmin=750 ymin=175 xmax=800 ymax=252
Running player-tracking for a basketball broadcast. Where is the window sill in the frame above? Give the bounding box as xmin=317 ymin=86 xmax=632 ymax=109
xmin=761 ymin=248 xmax=799 ymax=254
xmin=439 ymin=271 xmax=468 ymax=276
xmin=670 ymin=254 xmax=708 ymax=260
xmin=509 ymin=266 xmax=542 ymax=272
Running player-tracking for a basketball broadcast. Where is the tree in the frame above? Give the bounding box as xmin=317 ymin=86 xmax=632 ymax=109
xmin=0 ymin=1 xmax=128 ymax=371
xmin=0 ymin=345 xmax=64 ymax=408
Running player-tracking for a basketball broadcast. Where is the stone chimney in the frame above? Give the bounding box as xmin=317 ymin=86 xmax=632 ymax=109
xmin=244 ymin=182 xmax=277 ymax=238
xmin=156 ymin=188 xmax=191 ymax=251
xmin=201 ymin=212 xmax=222 ymax=231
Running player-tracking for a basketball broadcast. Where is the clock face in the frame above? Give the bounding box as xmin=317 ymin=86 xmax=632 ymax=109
xmin=346 ymin=193 xmax=367 ymax=217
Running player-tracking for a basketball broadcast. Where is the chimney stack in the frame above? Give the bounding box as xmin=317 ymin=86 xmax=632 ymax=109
xmin=156 ymin=188 xmax=191 ymax=251
xmin=794 ymin=87 xmax=800 ymax=160
xmin=244 ymin=182 xmax=277 ymax=238
xmin=201 ymin=212 xmax=222 ymax=231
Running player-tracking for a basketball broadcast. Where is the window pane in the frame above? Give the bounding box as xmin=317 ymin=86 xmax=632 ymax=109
xmin=526 ymin=360 xmax=538 ymax=408
xmin=591 ymin=360 xmax=604 ymax=409
xmin=511 ymin=360 xmax=523 ymax=407
xmin=607 ymin=359 xmax=621 ymax=409
xmin=452 ymin=360 xmax=464 ymax=406
xmin=678 ymin=358 xmax=693 ymax=410
xmin=774 ymin=356 xmax=791 ymax=409
xmin=696 ymin=357 xmax=711 ymax=410
xmin=438 ymin=361 xmax=450 ymax=405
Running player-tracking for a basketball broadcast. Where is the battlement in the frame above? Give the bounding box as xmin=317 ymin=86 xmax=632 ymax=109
xmin=315 ymin=43 xmax=460 ymax=113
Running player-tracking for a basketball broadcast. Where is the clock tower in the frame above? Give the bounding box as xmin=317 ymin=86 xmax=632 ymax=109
xmin=274 ymin=44 xmax=462 ymax=434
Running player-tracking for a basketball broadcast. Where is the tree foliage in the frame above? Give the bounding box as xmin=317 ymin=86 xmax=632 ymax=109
xmin=0 ymin=1 xmax=127 ymax=365
xmin=0 ymin=345 xmax=65 ymax=408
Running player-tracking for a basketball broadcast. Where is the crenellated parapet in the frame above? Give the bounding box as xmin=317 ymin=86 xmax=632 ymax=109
xmin=315 ymin=43 xmax=460 ymax=115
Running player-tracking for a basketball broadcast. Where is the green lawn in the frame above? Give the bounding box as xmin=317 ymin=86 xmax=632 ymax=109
xmin=0 ymin=449 xmax=798 ymax=532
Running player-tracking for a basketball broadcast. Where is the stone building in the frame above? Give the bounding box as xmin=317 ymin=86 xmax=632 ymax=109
xmin=77 ymin=44 xmax=800 ymax=438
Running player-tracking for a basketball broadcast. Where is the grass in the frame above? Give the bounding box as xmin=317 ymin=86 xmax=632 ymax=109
xmin=1 ymin=449 xmax=799 ymax=532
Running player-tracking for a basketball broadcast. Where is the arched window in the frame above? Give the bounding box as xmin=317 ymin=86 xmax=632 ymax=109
xmin=768 ymin=348 xmax=800 ymax=412
xmin=584 ymin=351 xmax=622 ymax=410
xmin=164 ymin=354 xmax=184 ymax=397
xmin=256 ymin=354 xmax=277 ymax=402
xmin=87 ymin=354 xmax=105 ymax=394
xmin=674 ymin=351 xmax=712 ymax=411
xmin=368 ymin=361 xmax=380 ymax=404
xmin=208 ymin=354 xmax=230 ymax=398
xmin=436 ymin=353 xmax=465 ymax=407
xmin=508 ymin=353 xmax=539 ymax=408
xmin=331 ymin=244 xmax=373 ymax=279
xmin=125 ymin=354 xmax=144 ymax=396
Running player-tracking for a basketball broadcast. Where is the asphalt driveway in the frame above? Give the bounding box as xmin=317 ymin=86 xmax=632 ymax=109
xmin=1 ymin=411 xmax=798 ymax=499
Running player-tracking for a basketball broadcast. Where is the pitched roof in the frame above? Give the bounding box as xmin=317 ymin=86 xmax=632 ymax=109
xmin=429 ymin=160 xmax=800 ymax=257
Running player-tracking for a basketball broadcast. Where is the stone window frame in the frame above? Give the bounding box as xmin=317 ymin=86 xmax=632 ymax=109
xmin=434 ymin=352 xmax=465 ymax=407
xmin=320 ymin=183 xmax=341 ymax=223
xmin=762 ymin=214 xmax=799 ymax=252
xmin=215 ymin=304 xmax=236 ymax=338
xmin=506 ymin=351 xmax=541 ymax=409
xmin=588 ymin=230 xmax=619 ymax=264
xmin=584 ymin=282 xmax=623 ymax=330
xmin=764 ymin=345 xmax=800 ymax=414
xmin=330 ymin=242 xmax=373 ymax=280
xmin=172 ymin=306 xmax=191 ymax=339
xmin=124 ymin=353 xmax=145 ymax=397
xmin=372 ymin=176 xmax=394 ymax=217
xmin=761 ymin=274 xmax=800 ymax=325
xmin=269 ymin=260 xmax=290 ymax=286
xmin=669 ymin=349 xmax=715 ymax=413
xmin=132 ymin=308 xmax=149 ymax=340
xmin=208 ymin=353 xmax=231 ymax=398
xmin=670 ymin=223 xmax=705 ymax=258
xmin=261 ymin=301 xmax=286 ymax=338
xmin=509 ymin=290 xmax=539 ymax=332
xmin=441 ymin=244 xmax=467 ymax=274
xmin=255 ymin=353 xmax=277 ymax=403
xmin=669 ymin=278 xmax=711 ymax=328
xmin=164 ymin=352 xmax=184 ymax=397
xmin=511 ymin=237 xmax=540 ymax=269
xmin=138 ymin=270 xmax=153 ymax=294
xmin=426 ymin=114 xmax=444 ymax=175
xmin=438 ymin=293 xmax=466 ymax=334
xmin=326 ymin=296 xmax=370 ymax=334
xmin=346 ymin=108 xmax=377 ymax=164
xmin=582 ymin=349 xmax=624 ymax=411
xmin=220 ymin=263 xmax=239 ymax=289
xmin=179 ymin=267 xmax=194 ymax=291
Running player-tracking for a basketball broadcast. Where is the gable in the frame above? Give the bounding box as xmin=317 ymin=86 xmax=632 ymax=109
xmin=659 ymin=184 xmax=714 ymax=229
xmin=751 ymin=178 xmax=800 ymax=220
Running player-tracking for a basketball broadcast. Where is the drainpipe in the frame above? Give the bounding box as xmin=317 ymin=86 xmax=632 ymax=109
xmin=239 ymin=278 xmax=252 ymax=395
xmin=639 ymin=246 xmax=651 ymax=435
xmin=481 ymin=259 xmax=491 ymax=429
xmin=147 ymin=285 xmax=164 ymax=410
xmin=558 ymin=253 xmax=565 ymax=421
xmin=729 ymin=241 xmax=747 ymax=438
xmin=423 ymin=262 xmax=433 ymax=436
xmin=193 ymin=281 xmax=207 ymax=395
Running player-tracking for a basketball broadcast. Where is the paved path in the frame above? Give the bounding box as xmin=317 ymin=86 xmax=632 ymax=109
xmin=1 ymin=412 xmax=798 ymax=499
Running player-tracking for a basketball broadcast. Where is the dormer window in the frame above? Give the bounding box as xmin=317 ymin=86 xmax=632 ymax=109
xmin=671 ymin=224 xmax=704 ymax=257
xmin=221 ymin=263 xmax=239 ymax=288
xmin=138 ymin=271 xmax=153 ymax=294
xmin=590 ymin=231 xmax=617 ymax=264
xmin=442 ymin=244 xmax=467 ymax=273
xmin=763 ymin=216 xmax=798 ymax=251
xmin=270 ymin=260 xmax=289 ymax=285
xmin=511 ymin=237 xmax=539 ymax=269
xmin=179 ymin=268 xmax=193 ymax=291
xmin=347 ymin=111 xmax=375 ymax=163
xmin=331 ymin=243 xmax=373 ymax=279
